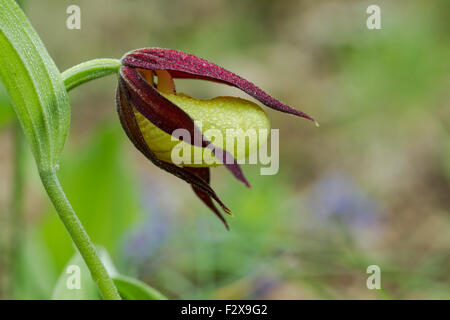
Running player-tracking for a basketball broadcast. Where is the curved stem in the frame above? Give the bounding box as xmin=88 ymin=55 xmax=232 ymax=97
xmin=49 ymin=59 xmax=122 ymax=298
xmin=1 ymin=0 xmax=121 ymax=300
xmin=57 ymin=58 xmax=124 ymax=299
xmin=51 ymin=58 xmax=123 ymax=299
xmin=62 ymin=58 xmax=121 ymax=91
xmin=39 ymin=169 xmax=121 ymax=300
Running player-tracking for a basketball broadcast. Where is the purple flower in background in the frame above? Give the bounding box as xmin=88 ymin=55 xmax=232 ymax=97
xmin=248 ymin=277 xmax=280 ymax=299
xmin=122 ymin=180 xmax=173 ymax=269
xmin=307 ymin=171 xmax=380 ymax=230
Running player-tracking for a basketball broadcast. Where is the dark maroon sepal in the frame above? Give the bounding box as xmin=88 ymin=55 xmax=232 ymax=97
xmin=184 ymin=167 xmax=230 ymax=230
xmin=119 ymin=66 xmax=249 ymax=187
xmin=116 ymin=79 xmax=233 ymax=215
xmin=122 ymin=48 xmax=315 ymax=122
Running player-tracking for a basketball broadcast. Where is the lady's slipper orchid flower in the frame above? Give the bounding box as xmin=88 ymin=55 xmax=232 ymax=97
xmin=116 ymin=48 xmax=315 ymax=229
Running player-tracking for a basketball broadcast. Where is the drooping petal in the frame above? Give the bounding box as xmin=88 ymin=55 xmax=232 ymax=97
xmin=116 ymin=79 xmax=233 ymax=214
xmin=134 ymin=93 xmax=270 ymax=166
xmin=120 ymin=66 xmax=250 ymax=187
xmin=122 ymin=48 xmax=315 ymax=123
xmin=184 ymin=167 xmax=230 ymax=230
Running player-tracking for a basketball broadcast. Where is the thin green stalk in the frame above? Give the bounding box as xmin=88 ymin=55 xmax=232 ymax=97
xmin=60 ymin=58 xmax=124 ymax=299
xmin=59 ymin=58 xmax=124 ymax=299
xmin=1 ymin=0 xmax=122 ymax=299
xmin=62 ymin=59 xmax=121 ymax=91
xmin=39 ymin=169 xmax=121 ymax=300
xmin=9 ymin=122 xmax=26 ymax=298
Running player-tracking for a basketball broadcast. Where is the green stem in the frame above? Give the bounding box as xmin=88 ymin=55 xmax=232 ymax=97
xmin=39 ymin=169 xmax=121 ymax=300
xmin=62 ymin=59 xmax=121 ymax=92
xmin=44 ymin=60 xmax=123 ymax=299
xmin=58 ymin=58 xmax=123 ymax=299
xmin=0 ymin=0 xmax=121 ymax=300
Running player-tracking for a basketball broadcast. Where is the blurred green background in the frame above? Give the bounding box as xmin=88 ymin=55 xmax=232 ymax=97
xmin=1 ymin=0 xmax=450 ymax=299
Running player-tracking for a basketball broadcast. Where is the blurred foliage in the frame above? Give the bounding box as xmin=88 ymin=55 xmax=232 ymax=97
xmin=0 ymin=85 xmax=14 ymax=128
xmin=41 ymin=124 xmax=141 ymax=270
xmin=1 ymin=0 xmax=450 ymax=299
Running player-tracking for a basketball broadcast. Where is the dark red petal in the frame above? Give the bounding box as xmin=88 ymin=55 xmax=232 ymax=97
xmin=184 ymin=167 xmax=230 ymax=230
xmin=116 ymin=78 xmax=233 ymax=214
xmin=120 ymin=66 xmax=250 ymax=187
xmin=122 ymin=48 xmax=315 ymax=122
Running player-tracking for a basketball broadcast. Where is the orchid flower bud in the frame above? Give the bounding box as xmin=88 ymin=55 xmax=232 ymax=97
xmin=117 ymin=48 xmax=315 ymax=228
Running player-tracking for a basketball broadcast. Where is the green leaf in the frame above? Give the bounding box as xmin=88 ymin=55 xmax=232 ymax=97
xmin=112 ymin=275 xmax=167 ymax=300
xmin=0 ymin=84 xmax=14 ymax=127
xmin=51 ymin=247 xmax=117 ymax=300
xmin=0 ymin=0 xmax=70 ymax=171
xmin=52 ymin=247 xmax=166 ymax=300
